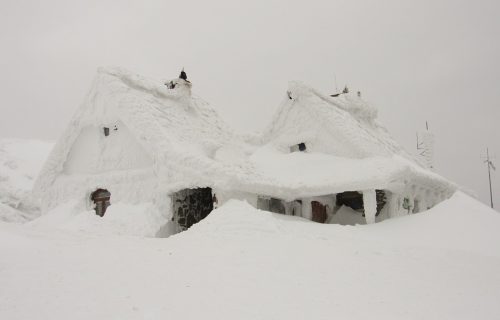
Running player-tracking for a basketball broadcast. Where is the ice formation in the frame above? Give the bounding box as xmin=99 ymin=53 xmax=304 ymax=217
xmin=31 ymin=67 xmax=457 ymax=236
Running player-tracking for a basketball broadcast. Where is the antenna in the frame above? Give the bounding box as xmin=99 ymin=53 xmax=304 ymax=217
xmin=484 ymin=148 xmax=496 ymax=209
xmin=333 ymin=74 xmax=338 ymax=93
xmin=417 ymin=121 xmax=428 ymax=154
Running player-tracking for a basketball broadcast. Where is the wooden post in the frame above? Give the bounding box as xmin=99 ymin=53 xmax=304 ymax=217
xmin=363 ymin=190 xmax=377 ymax=224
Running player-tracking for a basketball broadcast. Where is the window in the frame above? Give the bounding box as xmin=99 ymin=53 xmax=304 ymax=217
xmin=290 ymin=142 xmax=306 ymax=153
xmin=165 ymin=81 xmax=176 ymax=89
xmin=91 ymin=189 xmax=111 ymax=217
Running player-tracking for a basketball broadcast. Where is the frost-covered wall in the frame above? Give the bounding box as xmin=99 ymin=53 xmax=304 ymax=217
xmin=64 ymin=122 xmax=153 ymax=174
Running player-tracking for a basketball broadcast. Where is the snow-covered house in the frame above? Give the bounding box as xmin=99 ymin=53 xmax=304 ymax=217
xmin=224 ymin=82 xmax=456 ymax=225
xmin=33 ymin=67 xmax=456 ymax=236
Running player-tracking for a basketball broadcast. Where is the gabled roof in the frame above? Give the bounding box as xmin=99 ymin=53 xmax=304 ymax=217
xmin=34 ymin=69 xmax=456 ymax=202
xmin=228 ymin=81 xmax=456 ymax=199
xmin=34 ymin=67 xmax=236 ymax=193
xmin=263 ymin=81 xmax=418 ymax=161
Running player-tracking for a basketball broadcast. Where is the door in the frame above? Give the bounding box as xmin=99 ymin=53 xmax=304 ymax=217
xmin=173 ymin=188 xmax=214 ymax=231
xmin=311 ymin=201 xmax=327 ymax=223
xmin=91 ymin=189 xmax=111 ymax=217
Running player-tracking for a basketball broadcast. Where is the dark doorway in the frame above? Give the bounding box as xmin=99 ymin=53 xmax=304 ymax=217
xmin=336 ymin=191 xmax=364 ymax=212
xmin=311 ymin=201 xmax=327 ymax=223
xmin=91 ymin=189 xmax=111 ymax=217
xmin=336 ymin=190 xmax=387 ymax=216
xmin=172 ymin=188 xmax=214 ymax=231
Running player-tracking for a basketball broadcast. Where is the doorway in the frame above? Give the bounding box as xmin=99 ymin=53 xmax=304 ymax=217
xmin=172 ymin=188 xmax=214 ymax=231
xmin=90 ymin=189 xmax=111 ymax=217
xmin=311 ymin=201 xmax=327 ymax=223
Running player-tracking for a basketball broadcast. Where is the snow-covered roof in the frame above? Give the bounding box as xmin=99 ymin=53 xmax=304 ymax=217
xmin=263 ymin=81 xmax=418 ymax=160
xmin=222 ymin=81 xmax=456 ymax=199
xmin=220 ymin=145 xmax=455 ymax=201
xmin=35 ymin=68 xmax=456 ymax=201
xmin=34 ymin=67 xmax=237 ymax=194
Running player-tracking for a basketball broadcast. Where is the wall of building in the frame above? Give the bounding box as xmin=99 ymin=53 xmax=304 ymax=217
xmin=63 ymin=121 xmax=153 ymax=174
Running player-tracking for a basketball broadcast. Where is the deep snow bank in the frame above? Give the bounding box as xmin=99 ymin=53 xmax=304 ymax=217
xmin=28 ymin=200 xmax=170 ymax=237
xmin=190 ymin=191 xmax=500 ymax=257
xmin=0 ymin=138 xmax=54 ymax=222
xmin=1 ymin=191 xmax=499 ymax=320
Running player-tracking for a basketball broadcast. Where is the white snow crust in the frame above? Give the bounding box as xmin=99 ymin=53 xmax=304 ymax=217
xmin=0 ymin=139 xmax=54 ymax=222
xmin=0 ymin=191 xmax=499 ymax=319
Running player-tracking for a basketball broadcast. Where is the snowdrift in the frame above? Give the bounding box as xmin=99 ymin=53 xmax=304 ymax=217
xmin=0 ymin=138 xmax=54 ymax=222
xmin=1 ymin=191 xmax=499 ymax=319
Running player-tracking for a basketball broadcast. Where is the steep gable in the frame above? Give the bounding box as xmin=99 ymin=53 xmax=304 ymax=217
xmin=34 ymin=67 xmax=235 ymax=195
xmin=263 ymin=81 xmax=416 ymax=161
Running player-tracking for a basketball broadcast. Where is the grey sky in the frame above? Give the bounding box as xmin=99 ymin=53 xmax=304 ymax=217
xmin=1 ymin=0 xmax=499 ymax=209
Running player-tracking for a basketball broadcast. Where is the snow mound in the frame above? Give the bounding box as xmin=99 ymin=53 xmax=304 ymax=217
xmin=0 ymin=138 xmax=54 ymax=222
xmin=1 ymin=191 xmax=500 ymax=319
xmin=188 ymin=192 xmax=500 ymax=257
xmin=28 ymin=201 xmax=170 ymax=237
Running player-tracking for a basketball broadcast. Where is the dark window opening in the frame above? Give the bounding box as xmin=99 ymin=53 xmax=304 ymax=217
xmin=165 ymin=81 xmax=176 ymax=89
xmin=375 ymin=190 xmax=387 ymax=215
xmin=103 ymin=127 xmax=110 ymax=136
xmin=91 ymin=189 xmax=111 ymax=217
xmin=269 ymin=198 xmax=286 ymax=214
xmin=290 ymin=142 xmax=307 ymax=153
xmin=172 ymin=188 xmax=214 ymax=231
xmin=257 ymin=197 xmax=288 ymax=215
xmin=337 ymin=191 xmax=364 ymax=212
xmin=336 ymin=190 xmax=387 ymax=217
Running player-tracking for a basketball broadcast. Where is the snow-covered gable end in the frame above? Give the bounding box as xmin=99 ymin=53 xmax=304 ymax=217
xmin=33 ymin=68 xmax=456 ymax=237
xmin=264 ymin=81 xmax=406 ymax=158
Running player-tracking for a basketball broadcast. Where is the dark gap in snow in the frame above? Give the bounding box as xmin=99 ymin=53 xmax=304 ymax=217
xmin=90 ymin=189 xmax=111 ymax=217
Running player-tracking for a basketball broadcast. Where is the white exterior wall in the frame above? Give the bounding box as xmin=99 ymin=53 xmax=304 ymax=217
xmin=64 ymin=122 xmax=153 ymax=174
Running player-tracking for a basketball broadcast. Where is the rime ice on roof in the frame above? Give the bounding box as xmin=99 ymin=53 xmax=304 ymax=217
xmin=33 ymin=67 xmax=456 ymax=237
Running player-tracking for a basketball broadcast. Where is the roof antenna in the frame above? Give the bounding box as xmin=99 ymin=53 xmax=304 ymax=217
xmin=483 ymin=148 xmax=496 ymax=209
xmin=334 ymin=74 xmax=338 ymax=94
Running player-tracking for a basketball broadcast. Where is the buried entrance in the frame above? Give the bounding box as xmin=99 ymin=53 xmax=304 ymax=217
xmin=172 ymin=187 xmax=214 ymax=231
xmin=91 ymin=189 xmax=111 ymax=217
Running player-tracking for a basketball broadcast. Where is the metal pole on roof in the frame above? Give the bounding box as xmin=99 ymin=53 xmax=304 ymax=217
xmin=485 ymin=148 xmax=495 ymax=209
xmin=334 ymin=74 xmax=338 ymax=93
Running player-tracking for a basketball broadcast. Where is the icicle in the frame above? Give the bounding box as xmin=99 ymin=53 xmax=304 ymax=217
xmin=363 ymin=190 xmax=377 ymax=224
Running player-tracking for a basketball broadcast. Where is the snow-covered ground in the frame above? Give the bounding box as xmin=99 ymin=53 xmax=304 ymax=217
xmin=0 ymin=139 xmax=53 ymax=222
xmin=1 ymin=138 xmax=499 ymax=319
xmin=1 ymin=191 xmax=499 ymax=319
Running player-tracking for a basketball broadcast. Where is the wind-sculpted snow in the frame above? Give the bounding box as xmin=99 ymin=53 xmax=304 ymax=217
xmin=0 ymin=139 xmax=54 ymax=222
xmin=0 ymin=192 xmax=499 ymax=319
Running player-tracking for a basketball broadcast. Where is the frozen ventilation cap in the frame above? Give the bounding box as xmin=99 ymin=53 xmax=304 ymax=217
xmin=179 ymin=68 xmax=187 ymax=81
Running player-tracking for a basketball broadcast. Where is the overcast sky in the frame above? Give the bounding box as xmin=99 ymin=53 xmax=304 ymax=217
xmin=1 ymin=0 xmax=499 ymax=209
